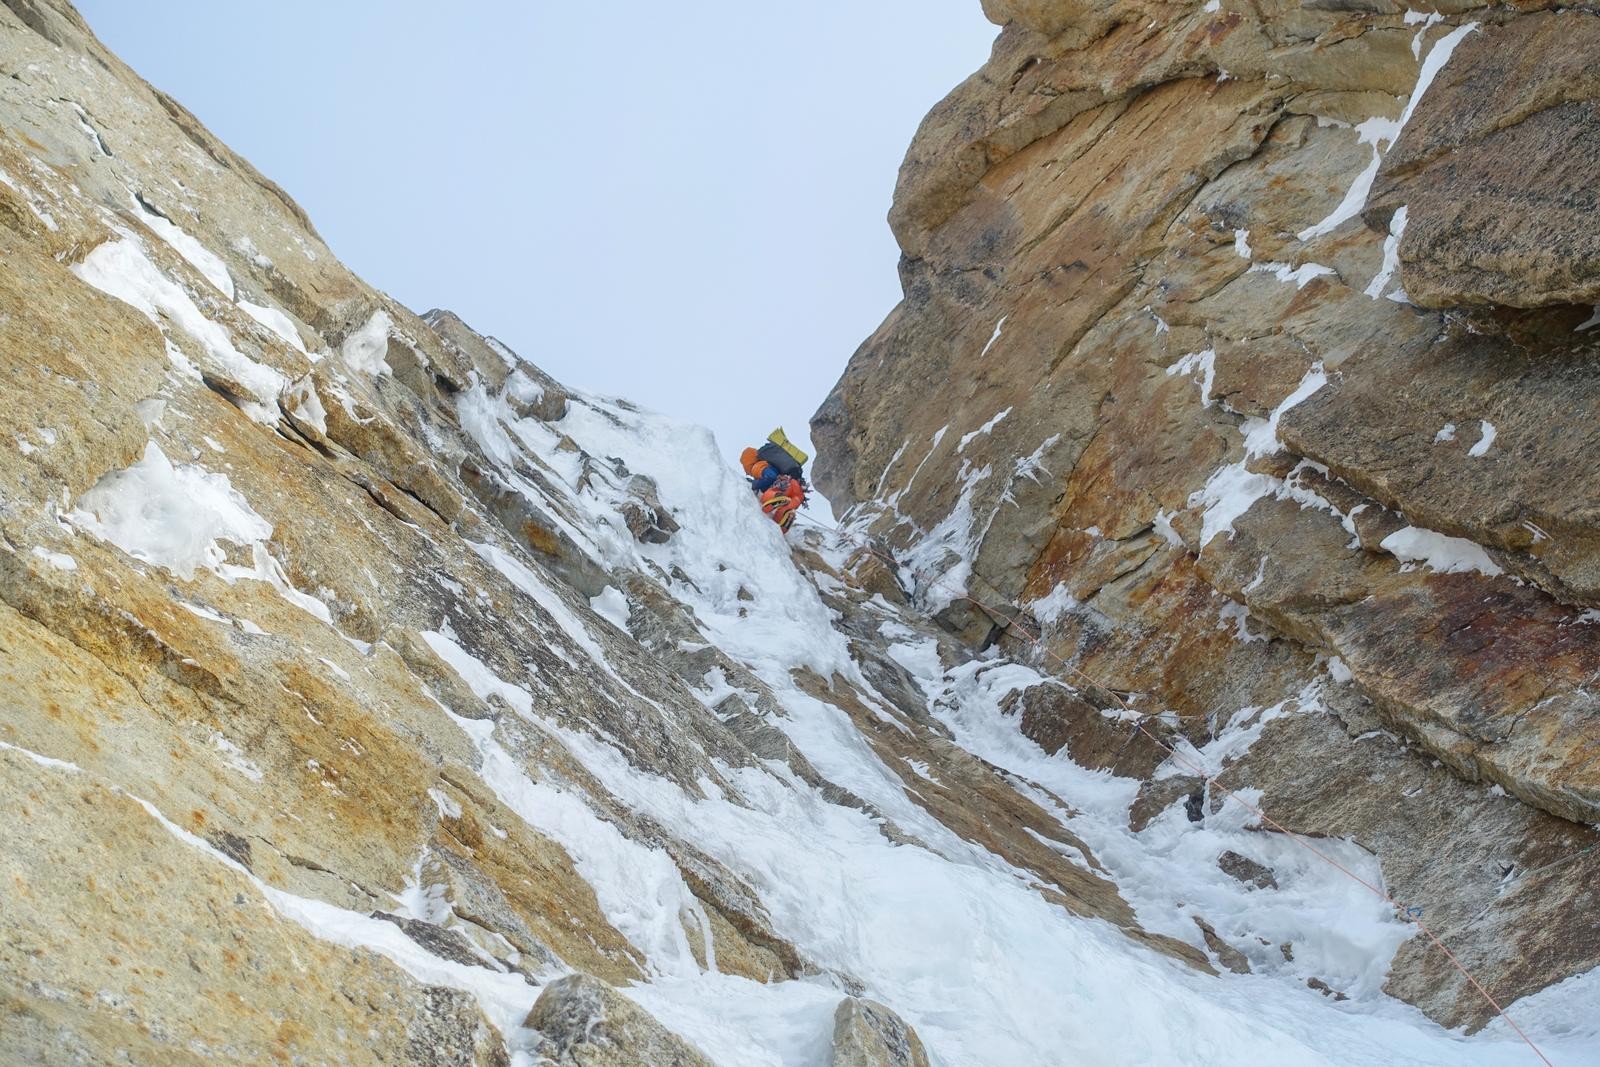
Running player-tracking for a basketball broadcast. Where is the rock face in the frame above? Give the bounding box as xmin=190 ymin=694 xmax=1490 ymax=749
xmin=0 ymin=3 xmax=1272 ymax=1063
xmin=816 ymin=0 xmax=1600 ymax=1034
xmin=5 ymin=0 xmax=1599 ymax=1062
xmin=831 ymin=997 xmax=932 ymax=1067
xmin=1365 ymin=12 xmax=1600 ymax=308
xmin=526 ymin=974 xmax=714 ymax=1067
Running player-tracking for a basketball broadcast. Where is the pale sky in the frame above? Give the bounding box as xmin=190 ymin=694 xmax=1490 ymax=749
xmin=77 ymin=2 xmax=997 ymax=480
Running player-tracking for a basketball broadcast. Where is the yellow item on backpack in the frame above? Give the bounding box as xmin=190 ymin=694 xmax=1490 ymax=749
xmin=768 ymin=428 xmax=809 ymax=468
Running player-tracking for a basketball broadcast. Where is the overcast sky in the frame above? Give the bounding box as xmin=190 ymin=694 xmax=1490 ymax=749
xmin=76 ymin=2 xmax=996 ymax=481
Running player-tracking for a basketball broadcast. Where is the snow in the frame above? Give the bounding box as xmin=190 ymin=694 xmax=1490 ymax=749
xmin=1233 ymin=228 xmax=1252 ymax=258
xmin=71 ymin=237 xmax=285 ymax=421
xmin=1433 ymin=423 xmax=1456 ymax=444
xmin=1245 ymin=364 xmax=1327 ymax=459
xmin=131 ymin=194 xmax=235 ymax=298
xmin=341 ymin=309 xmax=394 ymax=376
xmin=590 ymin=585 xmax=632 ymax=631
xmin=419 ymin=628 xmax=534 ymax=717
xmin=211 ymin=732 xmax=265 ymax=782
xmin=42 ymin=348 xmax=1588 ymax=1065
xmin=1392 ymin=23 xmax=1478 ymax=147
xmin=958 ymin=407 xmax=1012 ymax=452
xmin=30 ymin=545 xmax=77 ymax=571
xmin=1205 ymin=0 xmax=1221 ymax=12
xmin=68 ymin=443 xmax=271 ymax=581
xmin=1577 ymin=306 xmax=1600 ymax=333
xmin=1406 ymin=11 xmax=1445 ymax=58
xmin=1365 ymin=205 xmax=1408 ymax=299
xmin=979 ymin=315 xmax=1007 ymax=358
xmin=1167 ymin=348 xmax=1217 ymax=407
xmin=284 ymin=375 xmax=328 ymax=435
xmin=1030 ymin=582 xmax=1078 ymax=626
xmin=68 ymin=443 xmax=334 ymax=622
xmin=1379 ymin=526 xmax=1503 ymax=577
xmin=1467 ymin=420 xmax=1496 ymax=457
xmin=238 ymin=298 xmax=308 ymax=352
xmin=1297 ymin=119 xmax=1393 ymax=241
xmin=1251 ymin=261 xmax=1337 ymax=289
xmin=1193 ymin=461 xmax=1278 ymax=548
xmin=1298 ymin=24 xmax=1474 ymax=243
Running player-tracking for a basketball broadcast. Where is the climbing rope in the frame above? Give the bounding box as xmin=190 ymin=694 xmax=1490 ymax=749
xmin=792 ymin=512 xmax=1559 ymax=1066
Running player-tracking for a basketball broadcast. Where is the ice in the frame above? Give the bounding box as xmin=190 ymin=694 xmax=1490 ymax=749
xmin=341 ymin=309 xmax=394 ymax=376
xmin=131 ymin=194 xmax=235 ymax=298
xmin=1380 ymin=526 xmax=1503 ymax=577
xmin=1467 ymin=420 xmax=1496 ymax=457
xmin=71 ymin=237 xmax=285 ymax=421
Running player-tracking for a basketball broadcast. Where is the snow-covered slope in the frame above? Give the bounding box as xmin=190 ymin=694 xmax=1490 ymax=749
xmin=2 ymin=3 xmax=1598 ymax=1066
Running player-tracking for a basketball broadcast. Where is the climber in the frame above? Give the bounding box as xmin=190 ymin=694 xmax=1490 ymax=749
xmin=740 ymin=428 xmax=809 ymax=532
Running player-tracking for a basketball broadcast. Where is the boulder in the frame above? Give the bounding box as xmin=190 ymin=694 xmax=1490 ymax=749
xmin=526 ymin=974 xmax=714 ymax=1067
xmin=830 ymin=997 xmax=931 ymax=1067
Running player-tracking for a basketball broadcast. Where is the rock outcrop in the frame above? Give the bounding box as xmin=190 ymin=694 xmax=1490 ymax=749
xmin=526 ymin=974 xmax=715 ymax=1067
xmin=816 ymin=0 xmax=1600 ymax=1034
xmin=831 ymin=997 xmax=932 ymax=1067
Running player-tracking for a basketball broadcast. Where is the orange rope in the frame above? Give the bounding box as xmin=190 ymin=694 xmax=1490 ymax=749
xmin=799 ymin=514 xmax=1557 ymax=1066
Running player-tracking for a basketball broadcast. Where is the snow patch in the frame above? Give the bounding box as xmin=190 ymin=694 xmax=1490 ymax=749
xmin=1365 ymin=205 xmax=1408 ymax=299
xmin=1380 ymin=526 xmax=1502 ymax=577
xmin=131 ymin=194 xmax=235 ymax=298
xmin=980 ymin=315 xmax=1007 ymax=358
xmin=1167 ymin=349 xmax=1217 ymax=407
xmin=590 ymin=585 xmax=632 ymax=631
xmin=238 ymin=299 xmax=307 ymax=353
xmin=68 ymin=443 xmax=271 ymax=581
xmin=72 ymin=237 xmax=285 ymax=421
xmin=1467 ymin=420 xmax=1496 ymax=458
xmin=958 ymin=407 xmax=1012 ymax=452
xmin=341 ymin=309 xmax=393 ymax=376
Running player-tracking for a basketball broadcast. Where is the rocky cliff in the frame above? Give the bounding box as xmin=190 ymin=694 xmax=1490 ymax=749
xmin=815 ymin=0 xmax=1600 ymax=1039
xmin=1 ymin=1 xmax=1597 ymax=1065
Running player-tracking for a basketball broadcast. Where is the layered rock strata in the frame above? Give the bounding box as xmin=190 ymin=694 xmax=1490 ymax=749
xmin=815 ymin=0 xmax=1600 ymax=1030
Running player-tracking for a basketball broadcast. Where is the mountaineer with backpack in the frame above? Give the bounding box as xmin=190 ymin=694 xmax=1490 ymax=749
xmin=741 ymin=429 xmax=809 ymax=532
